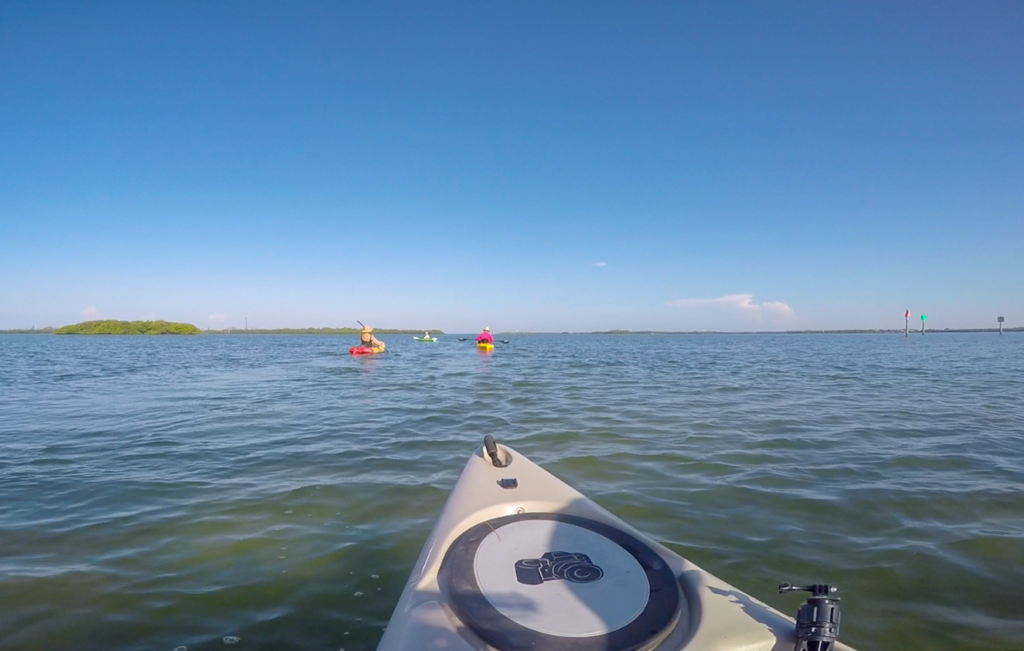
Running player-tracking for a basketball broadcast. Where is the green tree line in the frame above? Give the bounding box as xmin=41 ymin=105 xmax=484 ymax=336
xmin=202 ymin=328 xmax=444 ymax=335
xmin=54 ymin=320 xmax=201 ymax=335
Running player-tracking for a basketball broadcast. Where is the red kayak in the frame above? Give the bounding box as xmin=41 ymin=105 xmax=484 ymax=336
xmin=350 ymin=346 xmax=384 ymax=355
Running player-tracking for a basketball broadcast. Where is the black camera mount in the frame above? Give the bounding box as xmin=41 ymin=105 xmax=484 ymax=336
xmin=778 ymin=583 xmax=841 ymax=651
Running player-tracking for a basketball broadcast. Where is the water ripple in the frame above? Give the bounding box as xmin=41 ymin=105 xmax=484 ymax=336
xmin=1 ymin=333 xmax=1023 ymax=650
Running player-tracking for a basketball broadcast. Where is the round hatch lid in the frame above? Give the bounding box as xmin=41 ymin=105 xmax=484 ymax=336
xmin=442 ymin=513 xmax=681 ymax=651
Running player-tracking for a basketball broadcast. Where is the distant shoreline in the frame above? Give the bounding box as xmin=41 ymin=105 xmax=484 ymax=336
xmin=0 ymin=325 xmax=445 ymax=335
xmin=577 ymin=328 xmax=1024 ymax=335
xmin=0 ymin=321 xmax=446 ymax=335
xmin=1 ymin=327 xmax=1019 ymax=335
xmin=199 ymin=328 xmax=444 ymax=335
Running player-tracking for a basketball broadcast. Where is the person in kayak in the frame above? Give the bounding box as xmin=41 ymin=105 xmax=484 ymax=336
xmin=476 ymin=327 xmax=493 ymax=345
xmin=360 ymin=325 xmax=385 ymax=351
xmin=423 ymin=331 xmax=430 ymax=339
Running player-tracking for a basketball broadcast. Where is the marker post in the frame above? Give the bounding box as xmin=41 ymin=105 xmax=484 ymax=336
xmin=904 ymin=310 xmax=910 ymax=337
xmin=998 ymin=316 xmax=1004 ymax=335
xmin=921 ymin=314 xmax=927 ymax=335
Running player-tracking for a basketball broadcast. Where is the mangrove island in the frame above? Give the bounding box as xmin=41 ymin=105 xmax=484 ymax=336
xmin=54 ymin=320 xmax=201 ymax=335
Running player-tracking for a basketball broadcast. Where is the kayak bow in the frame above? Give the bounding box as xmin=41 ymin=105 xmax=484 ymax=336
xmin=377 ymin=438 xmax=855 ymax=651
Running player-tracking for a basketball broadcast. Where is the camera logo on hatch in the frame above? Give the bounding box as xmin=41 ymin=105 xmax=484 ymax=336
xmin=514 ymin=551 xmax=604 ymax=585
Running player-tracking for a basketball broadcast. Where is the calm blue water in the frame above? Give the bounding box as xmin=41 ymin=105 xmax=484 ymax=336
xmin=1 ymin=333 xmax=1022 ymax=651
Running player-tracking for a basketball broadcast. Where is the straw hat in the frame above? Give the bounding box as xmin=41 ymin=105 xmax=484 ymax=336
xmin=483 ymin=326 xmax=490 ymax=332
xmin=362 ymin=325 xmax=373 ymax=333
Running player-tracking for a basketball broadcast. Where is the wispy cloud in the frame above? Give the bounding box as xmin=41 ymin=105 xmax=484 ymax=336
xmin=666 ymin=293 xmax=794 ymax=320
xmin=592 ymin=261 xmax=607 ymax=267
xmin=80 ymin=306 xmax=101 ymax=319
xmin=208 ymin=313 xmax=226 ymax=323
xmin=760 ymin=300 xmax=795 ymax=319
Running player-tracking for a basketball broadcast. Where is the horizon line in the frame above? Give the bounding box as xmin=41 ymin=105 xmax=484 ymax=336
xmin=1 ymin=325 xmax=1020 ymax=336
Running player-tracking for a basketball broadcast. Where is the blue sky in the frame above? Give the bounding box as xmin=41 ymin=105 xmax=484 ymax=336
xmin=2 ymin=1 xmax=1021 ymax=332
